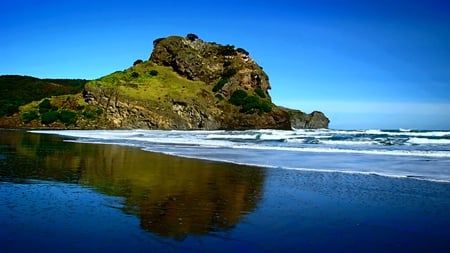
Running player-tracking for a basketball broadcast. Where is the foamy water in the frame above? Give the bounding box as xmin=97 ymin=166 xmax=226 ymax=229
xmin=32 ymin=129 xmax=450 ymax=182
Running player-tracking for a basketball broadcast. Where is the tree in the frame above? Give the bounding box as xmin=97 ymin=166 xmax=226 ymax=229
xmin=59 ymin=110 xmax=77 ymax=125
xmin=255 ymin=87 xmax=266 ymax=98
xmin=149 ymin=70 xmax=159 ymax=76
xmin=219 ymin=45 xmax=237 ymax=56
xmin=41 ymin=111 xmax=59 ymax=125
xmin=222 ymin=68 xmax=237 ymax=79
xmin=236 ymin=48 xmax=249 ymax=56
xmin=21 ymin=110 xmax=39 ymax=123
xmin=186 ymin=33 xmax=199 ymax=41
xmin=229 ymin=90 xmax=248 ymax=106
xmin=133 ymin=59 xmax=143 ymax=66
xmin=39 ymin=99 xmax=52 ymax=113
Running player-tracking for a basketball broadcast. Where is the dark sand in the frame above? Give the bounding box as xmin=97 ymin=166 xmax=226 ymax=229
xmin=1 ymin=130 xmax=449 ymax=252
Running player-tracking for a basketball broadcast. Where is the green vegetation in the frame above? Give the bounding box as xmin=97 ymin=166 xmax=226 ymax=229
xmin=215 ymin=94 xmax=224 ymax=100
xmin=131 ymin=72 xmax=139 ymax=78
xmin=20 ymin=110 xmax=39 ymax=123
xmin=213 ymin=79 xmax=227 ymax=92
xmin=186 ymin=33 xmax=199 ymax=41
xmin=133 ymin=59 xmax=144 ymax=66
xmin=41 ymin=111 xmax=59 ymax=125
xmin=223 ymin=61 xmax=232 ymax=67
xmin=213 ymin=68 xmax=237 ymax=93
xmin=229 ymin=90 xmax=272 ymax=114
xmin=0 ymin=75 xmax=87 ymax=117
xmin=153 ymin=37 xmax=164 ymax=47
xmin=87 ymin=61 xmax=207 ymax=105
xmin=255 ymin=87 xmax=266 ymax=98
xmin=219 ymin=45 xmax=237 ymax=56
xmin=59 ymin=110 xmax=77 ymax=125
xmin=229 ymin=90 xmax=248 ymax=105
xmin=236 ymin=48 xmax=249 ymax=56
xmin=39 ymin=99 xmax=52 ymax=113
xmin=221 ymin=68 xmax=237 ymax=79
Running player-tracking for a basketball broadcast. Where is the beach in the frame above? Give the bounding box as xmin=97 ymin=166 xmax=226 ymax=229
xmin=1 ymin=129 xmax=450 ymax=252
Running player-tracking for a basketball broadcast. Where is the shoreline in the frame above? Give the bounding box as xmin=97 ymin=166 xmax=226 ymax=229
xmin=27 ymin=128 xmax=450 ymax=184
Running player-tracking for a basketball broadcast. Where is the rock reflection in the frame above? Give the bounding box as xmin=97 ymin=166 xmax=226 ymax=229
xmin=0 ymin=130 xmax=265 ymax=238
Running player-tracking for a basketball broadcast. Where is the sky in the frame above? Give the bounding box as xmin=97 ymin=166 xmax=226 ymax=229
xmin=1 ymin=0 xmax=449 ymax=130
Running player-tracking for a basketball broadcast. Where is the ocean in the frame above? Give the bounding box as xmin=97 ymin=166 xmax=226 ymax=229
xmin=33 ymin=128 xmax=450 ymax=183
xmin=2 ymin=129 xmax=450 ymax=252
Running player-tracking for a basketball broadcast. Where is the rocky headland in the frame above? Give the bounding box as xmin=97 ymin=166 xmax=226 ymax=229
xmin=0 ymin=34 xmax=329 ymax=130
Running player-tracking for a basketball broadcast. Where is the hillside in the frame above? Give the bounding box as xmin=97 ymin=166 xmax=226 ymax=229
xmin=0 ymin=34 xmax=329 ymax=130
xmin=0 ymin=75 xmax=86 ymax=117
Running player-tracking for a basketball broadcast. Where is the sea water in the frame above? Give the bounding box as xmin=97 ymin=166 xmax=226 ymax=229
xmin=32 ymin=129 xmax=450 ymax=183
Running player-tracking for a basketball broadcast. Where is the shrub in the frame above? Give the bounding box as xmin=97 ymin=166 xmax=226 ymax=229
xmin=222 ymin=68 xmax=237 ymax=79
xmin=131 ymin=72 xmax=139 ymax=78
xmin=229 ymin=90 xmax=248 ymax=106
xmin=255 ymin=87 xmax=266 ymax=98
xmin=83 ymin=107 xmax=103 ymax=120
xmin=149 ymin=70 xmax=159 ymax=76
xmin=41 ymin=111 xmax=59 ymax=125
xmin=1 ymin=103 xmax=19 ymax=116
xmin=219 ymin=45 xmax=237 ymax=56
xmin=153 ymin=37 xmax=164 ymax=47
xmin=236 ymin=48 xmax=249 ymax=56
xmin=215 ymin=94 xmax=224 ymax=100
xmin=223 ymin=61 xmax=232 ymax=67
xmin=260 ymin=101 xmax=272 ymax=112
xmin=39 ymin=99 xmax=52 ymax=113
xmin=83 ymin=110 xmax=97 ymax=120
xmin=59 ymin=110 xmax=77 ymax=125
xmin=213 ymin=79 xmax=227 ymax=92
xmin=186 ymin=33 xmax=199 ymax=41
xmin=133 ymin=59 xmax=143 ymax=66
xmin=242 ymin=96 xmax=260 ymax=113
xmin=230 ymin=90 xmax=271 ymax=114
xmin=21 ymin=110 xmax=39 ymax=123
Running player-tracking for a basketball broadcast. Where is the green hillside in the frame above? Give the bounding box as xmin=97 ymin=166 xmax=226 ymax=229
xmin=0 ymin=75 xmax=87 ymax=117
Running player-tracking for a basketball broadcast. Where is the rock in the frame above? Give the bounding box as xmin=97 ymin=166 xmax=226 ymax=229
xmin=285 ymin=108 xmax=329 ymax=129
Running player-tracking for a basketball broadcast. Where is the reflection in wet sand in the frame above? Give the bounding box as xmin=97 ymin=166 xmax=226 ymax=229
xmin=0 ymin=130 xmax=265 ymax=238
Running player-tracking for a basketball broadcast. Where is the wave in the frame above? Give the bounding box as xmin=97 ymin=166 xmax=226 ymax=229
xmin=29 ymin=129 xmax=450 ymax=183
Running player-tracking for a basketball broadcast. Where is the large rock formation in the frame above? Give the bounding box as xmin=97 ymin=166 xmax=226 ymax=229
xmin=0 ymin=34 xmax=329 ymax=130
xmin=286 ymin=109 xmax=330 ymax=129
xmin=149 ymin=35 xmax=291 ymax=130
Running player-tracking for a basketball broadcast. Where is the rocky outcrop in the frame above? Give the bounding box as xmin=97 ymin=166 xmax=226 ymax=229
xmin=149 ymin=35 xmax=291 ymax=130
xmin=286 ymin=108 xmax=330 ymax=129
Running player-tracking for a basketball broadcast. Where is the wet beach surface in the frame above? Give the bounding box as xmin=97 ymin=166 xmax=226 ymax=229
xmin=1 ymin=130 xmax=449 ymax=252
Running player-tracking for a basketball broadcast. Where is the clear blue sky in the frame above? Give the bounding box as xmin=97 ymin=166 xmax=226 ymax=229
xmin=1 ymin=0 xmax=449 ymax=130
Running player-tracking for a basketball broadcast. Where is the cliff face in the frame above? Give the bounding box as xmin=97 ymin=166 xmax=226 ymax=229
xmin=0 ymin=34 xmax=329 ymax=130
xmin=149 ymin=35 xmax=291 ymax=130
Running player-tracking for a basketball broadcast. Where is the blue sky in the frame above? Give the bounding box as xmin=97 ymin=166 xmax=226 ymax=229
xmin=1 ymin=0 xmax=449 ymax=129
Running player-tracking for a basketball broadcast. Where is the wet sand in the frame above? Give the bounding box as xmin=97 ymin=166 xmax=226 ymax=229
xmin=1 ymin=130 xmax=450 ymax=252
